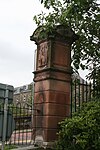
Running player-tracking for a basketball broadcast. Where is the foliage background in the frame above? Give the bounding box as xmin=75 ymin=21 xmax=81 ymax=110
xmin=34 ymin=0 xmax=100 ymax=86
xmin=56 ymin=99 xmax=100 ymax=150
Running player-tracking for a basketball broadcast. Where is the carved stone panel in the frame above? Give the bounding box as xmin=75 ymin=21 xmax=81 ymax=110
xmin=37 ymin=42 xmax=48 ymax=69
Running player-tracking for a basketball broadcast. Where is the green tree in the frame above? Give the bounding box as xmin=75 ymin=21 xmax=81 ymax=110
xmin=33 ymin=0 xmax=100 ymax=86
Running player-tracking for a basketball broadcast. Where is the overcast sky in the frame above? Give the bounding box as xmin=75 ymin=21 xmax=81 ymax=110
xmin=0 ymin=0 xmax=97 ymax=88
xmin=0 ymin=0 xmax=45 ymax=87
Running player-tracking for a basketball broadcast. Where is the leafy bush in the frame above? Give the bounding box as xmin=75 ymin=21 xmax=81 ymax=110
xmin=56 ymin=99 xmax=100 ymax=150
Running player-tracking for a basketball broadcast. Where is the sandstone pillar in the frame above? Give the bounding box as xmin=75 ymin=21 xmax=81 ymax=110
xmin=30 ymin=25 xmax=78 ymax=144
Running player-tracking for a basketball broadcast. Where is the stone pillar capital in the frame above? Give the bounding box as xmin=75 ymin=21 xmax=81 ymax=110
xmin=30 ymin=25 xmax=79 ymax=45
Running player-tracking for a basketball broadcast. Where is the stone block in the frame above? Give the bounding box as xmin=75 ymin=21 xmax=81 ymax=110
xmin=43 ymin=116 xmax=66 ymax=128
xmin=43 ymin=103 xmax=70 ymax=116
xmin=44 ymin=129 xmax=58 ymax=141
xmin=34 ymin=90 xmax=70 ymax=104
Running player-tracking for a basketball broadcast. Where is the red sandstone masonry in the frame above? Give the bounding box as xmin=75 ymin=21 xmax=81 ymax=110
xmin=30 ymin=25 xmax=78 ymax=143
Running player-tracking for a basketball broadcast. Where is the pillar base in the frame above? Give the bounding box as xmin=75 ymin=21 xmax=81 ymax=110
xmin=43 ymin=142 xmax=55 ymax=149
xmin=34 ymin=139 xmax=55 ymax=149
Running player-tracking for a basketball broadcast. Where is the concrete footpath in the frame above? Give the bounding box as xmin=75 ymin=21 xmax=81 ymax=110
xmin=0 ymin=144 xmax=39 ymax=150
xmin=12 ymin=145 xmax=39 ymax=150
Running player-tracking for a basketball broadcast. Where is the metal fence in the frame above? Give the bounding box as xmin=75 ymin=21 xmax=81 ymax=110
xmin=0 ymin=79 xmax=99 ymax=147
xmin=0 ymin=103 xmax=33 ymax=146
xmin=71 ymin=78 xmax=100 ymax=115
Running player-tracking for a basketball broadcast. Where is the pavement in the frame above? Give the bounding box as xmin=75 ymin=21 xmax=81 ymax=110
xmin=0 ymin=142 xmax=39 ymax=150
xmin=12 ymin=145 xmax=39 ymax=150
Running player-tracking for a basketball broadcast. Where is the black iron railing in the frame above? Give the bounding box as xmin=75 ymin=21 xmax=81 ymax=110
xmin=0 ymin=103 xmax=33 ymax=146
xmin=71 ymin=78 xmax=100 ymax=116
xmin=0 ymin=79 xmax=99 ymax=147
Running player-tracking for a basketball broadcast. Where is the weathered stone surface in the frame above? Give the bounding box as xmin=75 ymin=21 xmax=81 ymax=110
xmin=30 ymin=25 xmax=78 ymax=44
xmin=31 ymin=25 xmax=78 ymax=144
xmin=34 ymin=91 xmax=70 ymax=104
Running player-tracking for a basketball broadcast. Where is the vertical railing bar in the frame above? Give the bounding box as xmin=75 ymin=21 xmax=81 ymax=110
xmin=21 ymin=106 xmax=23 ymax=145
xmin=93 ymin=80 xmax=95 ymax=98
xmin=97 ymin=81 xmax=99 ymax=99
xmin=1 ymin=104 xmax=4 ymax=142
xmin=30 ymin=107 xmax=33 ymax=144
xmin=25 ymin=105 xmax=28 ymax=145
xmin=8 ymin=104 xmax=13 ymax=145
xmin=82 ymin=79 xmax=84 ymax=103
xmin=86 ymin=81 xmax=88 ymax=102
xmin=26 ymin=105 xmax=29 ymax=145
xmin=18 ymin=104 xmax=21 ymax=145
xmin=12 ymin=104 xmax=15 ymax=145
xmin=70 ymin=79 xmax=73 ymax=117
xmin=26 ymin=105 xmax=29 ymax=144
xmin=5 ymin=104 xmax=9 ymax=145
xmin=14 ymin=104 xmax=18 ymax=145
xmin=22 ymin=113 xmax=25 ymax=145
xmin=75 ymin=79 xmax=77 ymax=112
xmin=78 ymin=79 xmax=80 ymax=110
xmin=8 ymin=105 xmax=11 ymax=145
xmin=89 ymin=82 xmax=91 ymax=101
